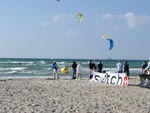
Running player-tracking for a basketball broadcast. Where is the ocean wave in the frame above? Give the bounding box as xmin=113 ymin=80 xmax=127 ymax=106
xmin=0 ymin=61 xmax=34 ymax=64
xmin=0 ymin=67 xmax=27 ymax=71
xmin=37 ymin=60 xmax=46 ymax=65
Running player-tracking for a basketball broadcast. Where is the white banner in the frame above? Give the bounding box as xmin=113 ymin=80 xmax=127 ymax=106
xmin=90 ymin=71 xmax=128 ymax=86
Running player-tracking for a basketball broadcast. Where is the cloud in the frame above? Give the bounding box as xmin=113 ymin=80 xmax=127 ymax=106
xmin=52 ymin=14 xmax=65 ymax=22
xmin=102 ymin=12 xmax=150 ymax=29
xmin=41 ymin=13 xmax=74 ymax=27
xmin=41 ymin=22 xmax=49 ymax=27
xmin=66 ymin=29 xmax=80 ymax=37
xmin=52 ymin=13 xmax=73 ymax=22
xmin=125 ymin=12 xmax=150 ymax=29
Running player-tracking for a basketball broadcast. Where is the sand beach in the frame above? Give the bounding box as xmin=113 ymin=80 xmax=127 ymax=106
xmin=0 ymin=77 xmax=150 ymax=113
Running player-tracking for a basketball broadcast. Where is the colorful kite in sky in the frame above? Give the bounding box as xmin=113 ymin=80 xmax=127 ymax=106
xmin=76 ymin=13 xmax=84 ymax=23
xmin=102 ymin=33 xmax=109 ymax=38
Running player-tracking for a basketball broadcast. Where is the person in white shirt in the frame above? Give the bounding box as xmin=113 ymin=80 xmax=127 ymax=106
xmin=76 ymin=62 xmax=82 ymax=80
xmin=116 ymin=60 xmax=123 ymax=73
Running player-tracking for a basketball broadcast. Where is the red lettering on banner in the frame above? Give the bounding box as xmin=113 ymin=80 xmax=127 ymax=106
xmin=123 ymin=76 xmax=128 ymax=86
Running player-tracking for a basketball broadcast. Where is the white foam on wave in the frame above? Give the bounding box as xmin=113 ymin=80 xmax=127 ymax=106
xmin=38 ymin=60 xmax=46 ymax=64
xmin=0 ymin=67 xmax=27 ymax=71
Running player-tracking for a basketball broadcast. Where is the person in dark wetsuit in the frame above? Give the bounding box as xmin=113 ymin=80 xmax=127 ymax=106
xmin=89 ymin=60 xmax=95 ymax=79
xmin=89 ymin=60 xmax=93 ymax=74
xmin=124 ymin=61 xmax=129 ymax=77
xmin=72 ymin=61 xmax=77 ymax=79
xmin=97 ymin=60 xmax=103 ymax=73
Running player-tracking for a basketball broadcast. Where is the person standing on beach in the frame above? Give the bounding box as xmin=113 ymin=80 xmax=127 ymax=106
xmin=97 ymin=60 xmax=103 ymax=73
xmin=143 ymin=58 xmax=150 ymax=75
xmin=141 ymin=61 xmax=148 ymax=73
xmin=89 ymin=60 xmax=93 ymax=74
xmin=76 ymin=62 xmax=82 ymax=80
xmin=72 ymin=61 xmax=77 ymax=79
xmin=116 ymin=60 xmax=123 ymax=73
xmin=139 ymin=58 xmax=150 ymax=82
xmin=52 ymin=61 xmax=59 ymax=79
xmin=93 ymin=62 xmax=97 ymax=72
xmin=89 ymin=60 xmax=94 ymax=79
xmin=124 ymin=61 xmax=129 ymax=77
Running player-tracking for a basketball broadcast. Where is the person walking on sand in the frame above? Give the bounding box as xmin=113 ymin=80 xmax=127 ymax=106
xmin=76 ymin=62 xmax=82 ymax=80
xmin=72 ymin=61 xmax=77 ymax=79
xmin=52 ymin=61 xmax=59 ymax=79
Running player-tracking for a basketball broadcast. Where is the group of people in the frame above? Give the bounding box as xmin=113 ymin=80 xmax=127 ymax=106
xmin=51 ymin=59 xmax=150 ymax=80
xmin=52 ymin=60 xmax=82 ymax=80
xmin=116 ymin=60 xmax=129 ymax=76
xmin=72 ymin=60 xmax=130 ymax=79
xmin=52 ymin=60 xmax=103 ymax=80
xmin=72 ymin=60 xmax=104 ymax=80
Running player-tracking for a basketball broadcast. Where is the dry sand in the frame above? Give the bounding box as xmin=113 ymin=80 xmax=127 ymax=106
xmin=0 ymin=76 xmax=150 ymax=113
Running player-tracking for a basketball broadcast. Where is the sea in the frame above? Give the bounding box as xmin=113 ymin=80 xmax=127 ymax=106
xmin=0 ymin=58 xmax=145 ymax=79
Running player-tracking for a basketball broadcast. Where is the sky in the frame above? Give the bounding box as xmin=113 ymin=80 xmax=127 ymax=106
xmin=0 ymin=0 xmax=150 ymax=60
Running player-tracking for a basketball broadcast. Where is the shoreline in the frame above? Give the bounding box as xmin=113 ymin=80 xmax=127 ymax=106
xmin=0 ymin=74 xmax=138 ymax=79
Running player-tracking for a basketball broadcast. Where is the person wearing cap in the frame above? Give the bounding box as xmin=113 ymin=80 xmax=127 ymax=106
xmin=52 ymin=61 xmax=59 ymax=79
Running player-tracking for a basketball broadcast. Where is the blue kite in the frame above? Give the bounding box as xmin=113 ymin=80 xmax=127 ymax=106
xmin=107 ymin=38 xmax=114 ymax=50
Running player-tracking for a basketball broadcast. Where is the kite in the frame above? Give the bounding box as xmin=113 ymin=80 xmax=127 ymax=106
xmin=102 ymin=34 xmax=109 ymax=38
xmin=107 ymin=38 xmax=114 ymax=50
xmin=76 ymin=13 xmax=84 ymax=23
xmin=56 ymin=0 xmax=60 ymax=1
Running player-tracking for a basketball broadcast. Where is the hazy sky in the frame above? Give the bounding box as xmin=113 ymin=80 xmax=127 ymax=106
xmin=0 ymin=0 xmax=150 ymax=60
